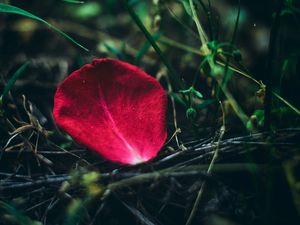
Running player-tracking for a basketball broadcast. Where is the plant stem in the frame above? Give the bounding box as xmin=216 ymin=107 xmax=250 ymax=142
xmin=222 ymin=0 xmax=241 ymax=87
xmin=106 ymin=163 xmax=268 ymax=193
xmin=188 ymin=0 xmax=210 ymax=55
xmin=197 ymin=0 xmax=213 ymax=40
xmin=264 ymin=1 xmax=284 ymax=131
xmin=185 ymin=102 xmax=225 ymax=225
xmin=123 ymin=0 xmax=185 ymax=90
xmin=216 ymin=0 xmax=241 ymax=99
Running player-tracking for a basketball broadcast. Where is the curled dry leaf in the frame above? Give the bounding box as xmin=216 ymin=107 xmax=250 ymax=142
xmin=53 ymin=58 xmax=167 ymax=165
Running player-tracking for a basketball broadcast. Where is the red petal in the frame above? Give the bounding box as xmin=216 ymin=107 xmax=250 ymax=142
xmin=53 ymin=58 xmax=167 ymax=165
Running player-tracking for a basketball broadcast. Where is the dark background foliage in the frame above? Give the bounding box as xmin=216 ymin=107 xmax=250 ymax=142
xmin=0 ymin=1 xmax=300 ymax=225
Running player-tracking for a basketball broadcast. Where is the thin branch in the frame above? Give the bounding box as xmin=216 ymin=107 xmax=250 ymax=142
xmin=185 ymin=101 xmax=226 ymax=225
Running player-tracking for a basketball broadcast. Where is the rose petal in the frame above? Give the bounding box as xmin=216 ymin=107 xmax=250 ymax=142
xmin=53 ymin=58 xmax=167 ymax=165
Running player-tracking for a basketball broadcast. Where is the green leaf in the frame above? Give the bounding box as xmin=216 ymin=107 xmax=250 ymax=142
xmin=247 ymin=109 xmax=265 ymax=131
xmin=211 ymin=64 xmax=224 ymax=77
xmin=254 ymin=109 xmax=264 ymax=127
xmin=246 ymin=119 xmax=253 ymax=131
xmin=192 ymin=89 xmax=203 ymax=99
xmin=0 ymin=3 xmax=88 ymax=51
xmin=179 ymin=89 xmax=191 ymax=94
xmin=1 ymin=62 xmax=29 ymax=99
xmin=168 ymin=92 xmax=187 ymax=107
xmin=186 ymin=107 xmax=197 ymax=120
xmin=179 ymin=86 xmax=203 ymax=99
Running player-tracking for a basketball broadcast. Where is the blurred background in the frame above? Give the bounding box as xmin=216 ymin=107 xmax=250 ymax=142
xmin=1 ymin=1 xmax=300 ymax=225
xmin=1 ymin=0 xmax=299 ymax=130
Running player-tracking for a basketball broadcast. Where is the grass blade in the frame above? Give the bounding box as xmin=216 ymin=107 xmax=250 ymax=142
xmin=0 ymin=3 xmax=88 ymax=52
xmin=1 ymin=62 xmax=29 ymax=99
xmin=135 ymin=32 xmax=161 ymax=64
xmin=123 ymin=0 xmax=185 ymax=90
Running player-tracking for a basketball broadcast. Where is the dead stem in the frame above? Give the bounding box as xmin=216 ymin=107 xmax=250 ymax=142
xmin=157 ymin=67 xmax=183 ymax=149
xmin=185 ymin=101 xmax=226 ymax=225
